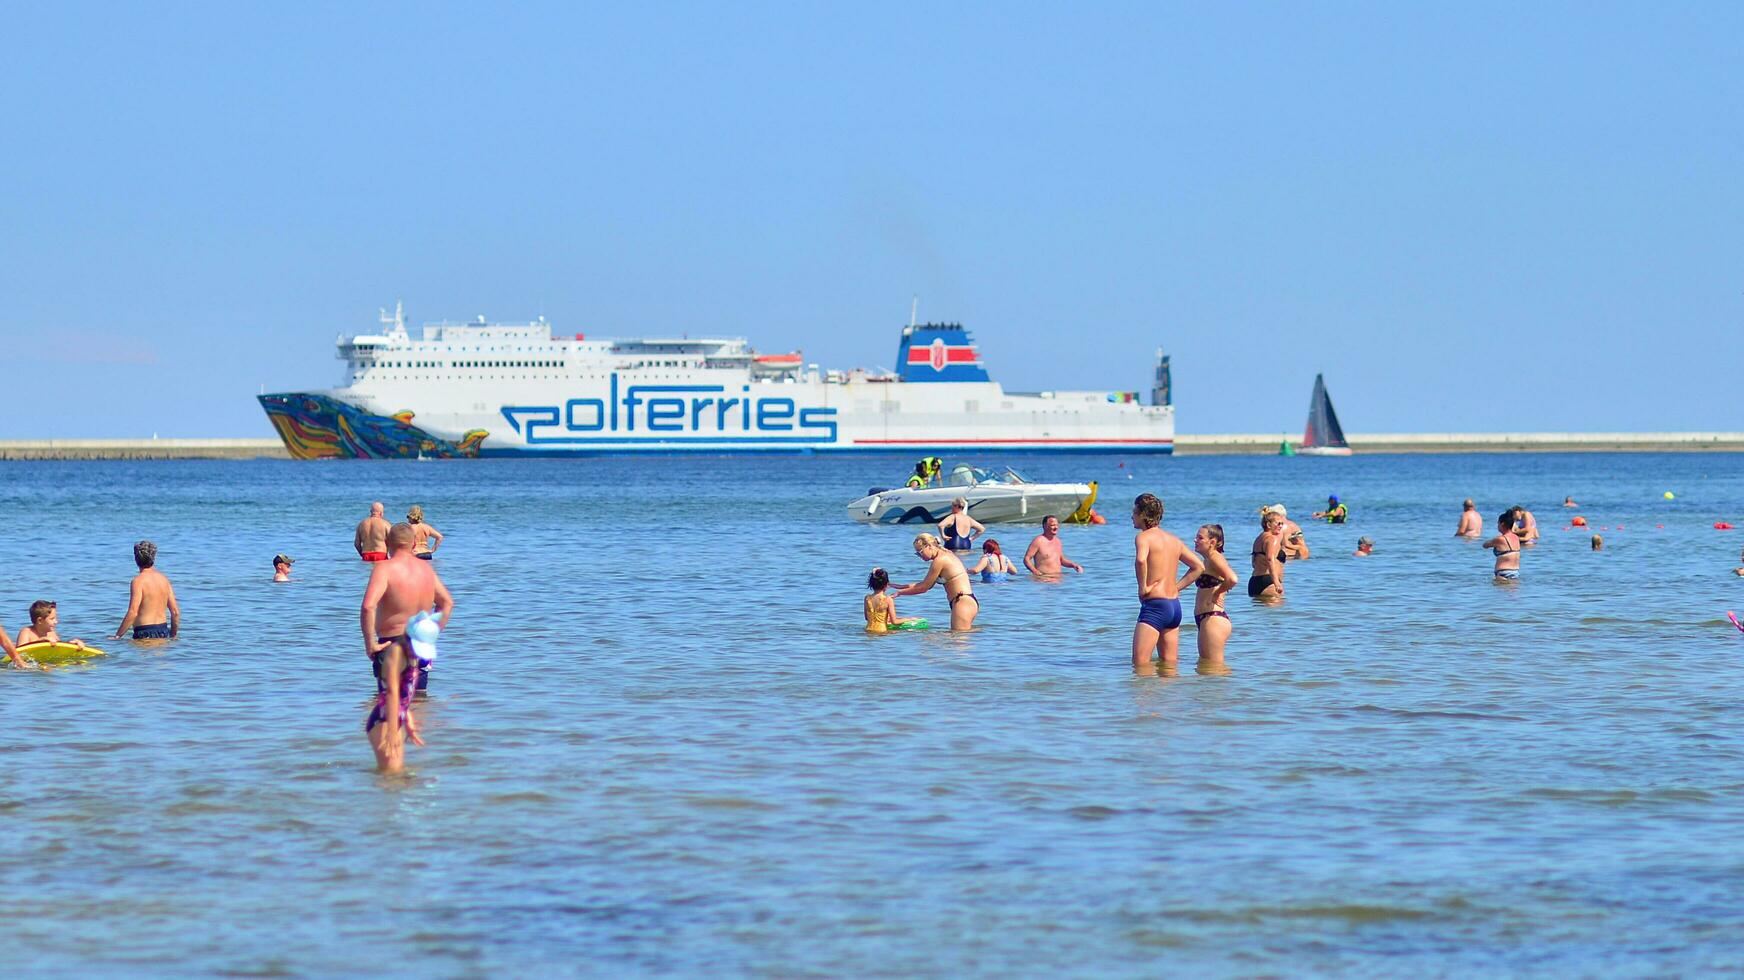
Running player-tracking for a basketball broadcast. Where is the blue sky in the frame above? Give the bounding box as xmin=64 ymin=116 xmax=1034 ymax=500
xmin=2 ymin=3 xmax=1740 ymax=437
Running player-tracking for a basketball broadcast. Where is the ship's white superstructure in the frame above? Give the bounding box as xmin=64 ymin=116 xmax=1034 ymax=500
xmin=259 ymin=304 xmax=1175 ymax=458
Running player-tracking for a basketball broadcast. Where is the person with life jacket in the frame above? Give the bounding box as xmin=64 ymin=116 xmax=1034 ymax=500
xmin=1313 ymin=495 xmax=1348 ymax=524
xmin=906 ymin=456 xmax=943 ymax=489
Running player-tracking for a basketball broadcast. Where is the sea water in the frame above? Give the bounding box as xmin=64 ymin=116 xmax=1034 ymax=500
xmin=2 ymin=453 xmax=1743 ymax=975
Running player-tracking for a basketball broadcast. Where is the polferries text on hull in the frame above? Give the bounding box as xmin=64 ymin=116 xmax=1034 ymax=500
xmin=258 ymin=304 xmax=1177 ymax=458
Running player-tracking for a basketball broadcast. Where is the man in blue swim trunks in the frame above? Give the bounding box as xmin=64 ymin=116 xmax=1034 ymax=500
xmin=1130 ymin=493 xmax=1203 ymax=672
xmin=113 ymin=540 xmax=180 ymax=641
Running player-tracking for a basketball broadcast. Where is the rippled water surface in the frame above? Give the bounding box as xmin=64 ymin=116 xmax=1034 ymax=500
xmin=4 ymin=453 xmax=1744 ymax=975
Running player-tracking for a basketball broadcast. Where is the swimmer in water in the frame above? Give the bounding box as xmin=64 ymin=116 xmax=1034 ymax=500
xmin=1130 ymin=494 xmax=1203 ymax=671
xmin=361 ymin=523 xmax=454 ymax=773
xmin=406 ymin=505 xmax=443 ymax=560
xmin=1564 ymin=496 xmax=1579 ymax=508
xmin=937 ymin=498 xmax=985 ymax=552
xmin=114 ymin=540 xmax=180 ymax=641
xmin=1266 ymin=505 xmax=1310 ymax=560
xmin=893 ymin=533 xmax=979 ymax=631
xmin=354 ymin=501 xmax=391 ymax=562
xmin=863 ymin=567 xmax=921 ymax=634
xmin=969 ymin=539 xmax=1018 ymax=583
xmin=1512 ymin=505 xmax=1540 ymax=545
xmin=272 ymin=554 xmax=293 ymax=582
xmin=1484 ymin=511 xmax=1522 ymax=583
xmin=1246 ymin=511 xmax=1286 ymax=602
xmin=1191 ymin=523 xmax=1235 ymax=667
xmin=1456 ymin=499 xmax=1483 ymax=538
xmin=1734 ymin=546 xmax=1744 ymax=576
xmin=1591 ymin=534 xmax=1603 ymax=551
xmin=17 ymin=600 xmax=85 ymax=651
xmin=1024 ymin=515 xmax=1083 ymax=577
xmin=1354 ymin=536 xmax=1374 ymax=557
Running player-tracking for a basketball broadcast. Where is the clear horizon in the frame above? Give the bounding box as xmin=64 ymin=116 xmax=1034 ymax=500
xmin=3 ymin=3 xmax=1741 ymax=438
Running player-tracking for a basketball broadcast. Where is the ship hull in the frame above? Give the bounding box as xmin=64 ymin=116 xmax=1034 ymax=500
xmin=260 ymin=377 xmax=1174 ymax=459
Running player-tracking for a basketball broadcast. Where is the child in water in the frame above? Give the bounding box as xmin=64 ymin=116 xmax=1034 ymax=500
xmin=864 ymin=568 xmax=922 ymax=634
xmin=16 ymin=600 xmax=85 ymax=651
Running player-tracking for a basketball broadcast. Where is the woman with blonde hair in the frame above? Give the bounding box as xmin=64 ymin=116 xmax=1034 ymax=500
xmin=893 ymin=533 xmax=979 ymax=630
xmin=406 ymin=505 xmax=443 ymax=560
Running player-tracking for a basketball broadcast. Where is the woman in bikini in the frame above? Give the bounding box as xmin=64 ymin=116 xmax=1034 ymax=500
xmin=894 ymin=533 xmax=979 ymax=630
xmin=1483 ymin=511 xmax=1522 ymax=583
xmin=1192 ymin=524 xmax=1236 ymax=665
xmin=1247 ymin=511 xmax=1285 ymax=602
xmin=407 ymin=505 xmax=444 ymax=560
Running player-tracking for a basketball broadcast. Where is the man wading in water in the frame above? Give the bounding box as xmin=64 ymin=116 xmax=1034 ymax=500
xmin=361 ymin=524 xmax=453 ymax=773
xmin=354 ymin=501 xmax=391 ymax=562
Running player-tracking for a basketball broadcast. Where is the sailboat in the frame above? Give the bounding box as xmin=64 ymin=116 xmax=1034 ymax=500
xmin=1295 ymin=373 xmax=1352 ymax=456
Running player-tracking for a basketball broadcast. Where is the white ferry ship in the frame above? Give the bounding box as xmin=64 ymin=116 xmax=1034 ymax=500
xmin=258 ymin=304 xmax=1176 ymax=458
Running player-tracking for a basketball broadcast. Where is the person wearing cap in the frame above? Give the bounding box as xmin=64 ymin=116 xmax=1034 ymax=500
xmin=1258 ymin=505 xmax=1308 ymax=562
xmin=273 ymin=554 xmax=294 ymax=582
xmin=361 ymin=522 xmax=454 ymax=773
xmin=1353 ymin=537 xmax=1374 ymax=557
xmin=1313 ymin=495 xmax=1348 ymax=524
xmin=1273 ymin=504 xmax=1312 ymax=560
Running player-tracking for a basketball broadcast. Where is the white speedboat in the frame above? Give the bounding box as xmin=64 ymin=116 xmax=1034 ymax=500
xmin=847 ymin=464 xmax=1099 ymax=524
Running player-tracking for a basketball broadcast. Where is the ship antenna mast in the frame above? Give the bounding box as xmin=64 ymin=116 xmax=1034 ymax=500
xmin=909 ymin=296 xmax=918 ymax=329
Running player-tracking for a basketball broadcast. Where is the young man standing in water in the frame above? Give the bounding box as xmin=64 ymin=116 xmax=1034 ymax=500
xmin=354 ymin=502 xmax=391 ymax=562
xmin=1024 ymin=515 xmax=1084 ymax=577
xmin=360 ymin=523 xmax=454 ymax=773
xmin=1131 ymin=494 xmax=1203 ymax=672
xmin=114 ymin=540 xmax=180 ymax=641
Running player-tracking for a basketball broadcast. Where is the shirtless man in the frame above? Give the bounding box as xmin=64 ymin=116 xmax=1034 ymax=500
xmin=361 ymin=523 xmax=454 ymax=773
xmin=1456 ymin=499 xmax=1483 ymax=537
xmin=1024 ymin=516 xmax=1083 ymax=577
xmin=354 ymin=502 xmax=391 ymax=562
xmin=114 ymin=540 xmax=180 ymax=640
xmin=1130 ymin=493 xmax=1203 ymax=670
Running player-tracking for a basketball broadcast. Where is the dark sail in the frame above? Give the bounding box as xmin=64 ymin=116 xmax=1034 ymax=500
xmin=1302 ymin=374 xmax=1348 ymax=449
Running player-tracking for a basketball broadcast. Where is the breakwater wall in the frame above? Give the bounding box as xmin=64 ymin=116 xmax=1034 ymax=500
xmin=1173 ymin=433 xmax=1744 ymax=455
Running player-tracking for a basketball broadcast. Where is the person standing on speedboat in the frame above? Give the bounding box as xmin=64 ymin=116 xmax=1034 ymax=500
xmin=938 ymin=498 xmax=985 ymax=552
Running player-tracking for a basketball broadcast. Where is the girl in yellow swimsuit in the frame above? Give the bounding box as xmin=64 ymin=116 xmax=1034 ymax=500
xmin=864 ymin=568 xmax=921 ymax=633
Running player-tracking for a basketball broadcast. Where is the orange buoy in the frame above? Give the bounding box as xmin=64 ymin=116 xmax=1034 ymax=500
xmin=1717 ymin=522 xmax=1735 ymax=530
xmin=1571 ymin=516 xmax=1587 ymax=527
